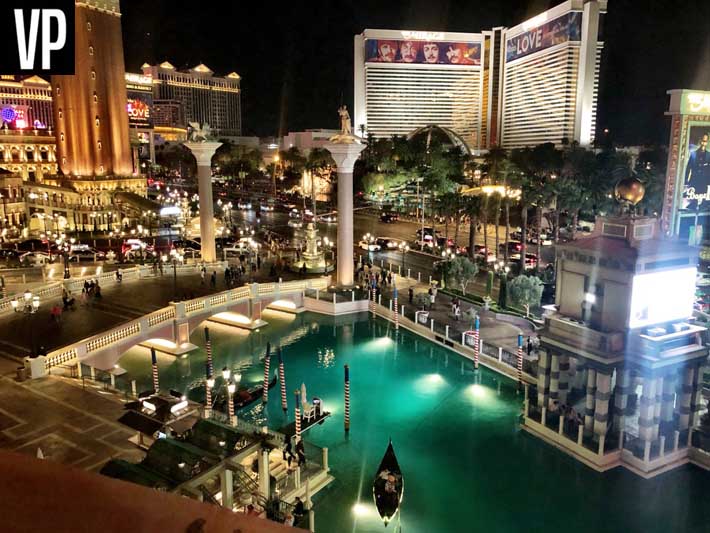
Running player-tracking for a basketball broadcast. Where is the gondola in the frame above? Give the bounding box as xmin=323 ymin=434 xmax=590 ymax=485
xmin=372 ymin=439 xmax=403 ymax=527
xmin=213 ymin=376 xmax=278 ymax=412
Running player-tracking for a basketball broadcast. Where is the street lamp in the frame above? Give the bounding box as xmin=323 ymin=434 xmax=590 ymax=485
xmin=11 ymin=290 xmax=40 ymax=355
xmin=398 ymin=242 xmax=410 ymax=273
xmin=493 ymin=261 xmax=510 ymax=309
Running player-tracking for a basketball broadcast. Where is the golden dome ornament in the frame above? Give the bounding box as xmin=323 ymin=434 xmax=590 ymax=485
xmin=614 ymin=176 xmax=645 ymax=208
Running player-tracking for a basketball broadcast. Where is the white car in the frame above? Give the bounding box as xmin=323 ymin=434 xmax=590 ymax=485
xmin=358 ymin=240 xmax=381 ymax=252
xmin=288 ymin=219 xmax=303 ymax=229
xmin=20 ymin=251 xmax=53 ymax=266
xmin=318 ymin=214 xmax=337 ymax=223
xmin=260 ymin=204 xmax=274 ymax=212
xmin=237 ymin=201 xmax=252 ymax=210
xmin=697 ymin=273 xmax=710 ymax=287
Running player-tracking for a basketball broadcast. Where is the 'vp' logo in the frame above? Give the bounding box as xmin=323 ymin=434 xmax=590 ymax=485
xmin=2 ymin=1 xmax=74 ymax=74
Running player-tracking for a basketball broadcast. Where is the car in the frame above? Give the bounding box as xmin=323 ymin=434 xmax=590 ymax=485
xmin=359 ymin=240 xmax=381 ymax=252
xmin=19 ymin=251 xmax=53 ymax=266
xmin=288 ymin=219 xmax=303 ymax=229
xmin=499 ymin=241 xmax=523 ymax=255
xmin=259 ymin=204 xmax=274 ymax=212
xmin=413 ymin=238 xmax=435 ymax=250
xmin=416 ymin=227 xmax=440 ymax=239
xmin=474 ymin=244 xmax=496 ymax=263
xmin=377 ymin=237 xmax=406 ymax=250
xmin=318 ymin=213 xmax=337 ymax=223
xmin=510 ymin=252 xmax=538 ymax=270
xmin=436 ymin=237 xmax=455 ymax=249
xmin=380 ymin=213 xmax=399 ymax=223
xmin=68 ymin=245 xmax=105 ymax=262
xmin=289 ymin=208 xmax=302 ymax=219
xmin=0 ymin=249 xmax=20 ymax=260
xmin=171 ymin=239 xmax=201 ymax=251
xmin=237 ymin=201 xmax=252 ymax=210
xmin=697 ymin=273 xmax=710 ymax=287
xmin=17 ymin=239 xmax=47 ymax=252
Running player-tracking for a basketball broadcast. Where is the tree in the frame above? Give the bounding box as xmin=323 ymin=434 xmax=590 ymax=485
xmin=438 ymin=256 xmax=479 ymax=295
xmin=508 ymin=275 xmax=544 ymax=317
xmin=464 ymin=194 xmax=484 ymax=261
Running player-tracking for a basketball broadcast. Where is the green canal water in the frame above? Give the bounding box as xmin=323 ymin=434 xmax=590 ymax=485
xmin=117 ymin=310 xmax=710 ymax=532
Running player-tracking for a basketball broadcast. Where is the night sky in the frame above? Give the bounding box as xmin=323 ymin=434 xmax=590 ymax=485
xmin=120 ymin=0 xmax=710 ymax=145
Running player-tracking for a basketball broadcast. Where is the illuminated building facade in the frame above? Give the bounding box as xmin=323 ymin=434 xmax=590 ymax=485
xmin=142 ymin=63 xmax=241 ymax=138
xmin=52 ymin=0 xmax=133 ymax=177
xmin=354 ymin=29 xmax=485 ymax=151
xmin=354 ymin=0 xmax=606 ymax=151
xmin=125 ymin=73 xmax=156 ymax=167
xmin=0 ymin=75 xmax=54 ymax=130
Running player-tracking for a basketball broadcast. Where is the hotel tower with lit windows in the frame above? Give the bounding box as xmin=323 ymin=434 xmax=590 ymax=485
xmin=354 ymin=0 xmax=606 ymax=152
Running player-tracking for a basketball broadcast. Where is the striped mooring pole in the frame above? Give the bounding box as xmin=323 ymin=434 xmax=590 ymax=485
xmin=279 ymin=347 xmax=287 ymax=412
xmin=262 ymin=342 xmax=271 ymax=403
xmin=205 ymin=362 xmax=213 ymax=415
xmin=204 ymin=327 xmax=213 ymax=378
xmin=517 ymin=333 xmax=524 ymax=389
xmin=393 ymin=286 xmax=399 ymax=330
xmin=294 ymin=390 xmax=302 ymax=438
xmin=227 ymin=382 xmax=236 ymax=426
xmin=370 ymin=284 xmax=376 ymax=315
xmin=474 ymin=316 xmax=480 ymax=370
xmin=344 ymin=365 xmax=351 ymax=432
xmin=150 ymin=347 xmax=159 ymax=392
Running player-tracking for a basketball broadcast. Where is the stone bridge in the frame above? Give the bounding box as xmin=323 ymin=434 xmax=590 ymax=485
xmin=43 ymin=278 xmax=329 ymax=372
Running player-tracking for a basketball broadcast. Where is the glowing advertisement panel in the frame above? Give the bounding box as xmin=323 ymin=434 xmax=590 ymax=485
xmin=629 ymin=267 xmax=696 ymax=329
xmin=506 ymin=12 xmax=582 ymax=62
xmin=365 ymin=39 xmax=481 ymax=65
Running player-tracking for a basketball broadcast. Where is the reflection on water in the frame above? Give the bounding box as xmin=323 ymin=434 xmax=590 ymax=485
xmin=317 ymin=347 xmax=335 ymax=369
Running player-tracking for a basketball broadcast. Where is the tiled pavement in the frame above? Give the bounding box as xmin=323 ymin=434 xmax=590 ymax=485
xmin=0 ymin=375 xmax=142 ymax=472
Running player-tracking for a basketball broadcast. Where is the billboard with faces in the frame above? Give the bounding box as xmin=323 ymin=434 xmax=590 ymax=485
xmin=365 ymin=39 xmax=481 ymax=66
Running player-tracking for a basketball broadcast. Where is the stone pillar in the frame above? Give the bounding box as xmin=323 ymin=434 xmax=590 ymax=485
xmin=184 ymin=141 xmax=222 ymax=263
xmin=613 ymin=368 xmax=631 ymax=432
xmin=653 ymin=376 xmax=664 ymax=441
xmin=324 ymin=141 xmax=366 ymax=288
xmin=572 ymin=359 xmax=587 ymax=396
xmin=257 ymin=447 xmax=270 ymax=499
xmin=220 ymin=469 xmax=234 ymax=510
xmin=660 ymin=373 xmax=676 ymax=433
xmin=584 ymin=368 xmax=597 ymax=433
xmin=558 ymin=355 xmax=570 ymax=405
xmin=549 ymin=353 xmax=560 ymax=404
xmin=638 ymin=376 xmax=658 ymax=443
xmin=593 ymin=371 xmax=612 ymax=437
xmin=678 ymin=367 xmax=694 ymax=430
xmin=536 ymin=349 xmax=551 ymax=409
xmin=690 ymin=365 xmax=703 ymax=427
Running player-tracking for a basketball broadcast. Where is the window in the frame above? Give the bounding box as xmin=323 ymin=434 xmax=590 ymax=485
xmin=97 ymin=140 xmax=102 ymax=150
xmin=89 ymin=46 xmax=94 ymax=56
xmin=56 ymin=86 xmax=61 ymax=96
xmin=95 ymin=116 xmax=100 ymax=127
xmin=93 ymin=92 xmax=98 ymax=103
xmin=91 ymin=70 xmax=96 ymax=80
xmin=99 ymin=165 xmax=104 ymax=173
xmin=60 ymin=132 xmax=65 ymax=142
xmin=58 ymin=109 xmax=63 ymax=119
xmin=87 ymin=22 xmax=92 ymax=31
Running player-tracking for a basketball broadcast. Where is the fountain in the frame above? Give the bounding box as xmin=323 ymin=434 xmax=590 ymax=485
xmin=291 ymin=222 xmax=333 ymax=274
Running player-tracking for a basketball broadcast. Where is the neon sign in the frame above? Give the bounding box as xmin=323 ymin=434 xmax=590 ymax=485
xmin=686 ymin=93 xmax=710 ymax=114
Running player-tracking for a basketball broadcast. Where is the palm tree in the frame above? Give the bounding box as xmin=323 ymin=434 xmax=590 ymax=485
xmin=464 ymin=195 xmax=484 ymax=260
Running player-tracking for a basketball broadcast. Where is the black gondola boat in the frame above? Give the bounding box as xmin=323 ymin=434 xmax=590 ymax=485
xmin=372 ymin=439 xmax=403 ymax=527
xmin=210 ymin=376 xmax=278 ymax=412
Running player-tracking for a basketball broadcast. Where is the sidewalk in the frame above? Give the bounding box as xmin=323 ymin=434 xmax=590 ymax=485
xmin=361 ymin=265 xmax=537 ymax=356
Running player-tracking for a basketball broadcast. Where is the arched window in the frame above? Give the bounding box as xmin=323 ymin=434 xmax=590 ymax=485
xmin=87 ymin=22 xmax=92 ymax=31
xmin=95 ymin=116 xmax=100 ymax=127
xmin=97 ymin=140 xmax=102 ymax=150
xmin=58 ymin=109 xmax=63 ymax=119
xmin=60 ymin=132 xmax=65 ymax=142
xmin=89 ymin=45 xmax=94 ymax=56
xmin=90 ymin=70 xmax=96 ymax=80
xmin=93 ymin=92 xmax=98 ymax=104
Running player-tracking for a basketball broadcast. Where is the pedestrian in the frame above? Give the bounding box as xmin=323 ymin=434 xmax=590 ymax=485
xmin=159 ymin=261 xmax=164 ymax=276
xmin=210 ymin=271 xmax=217 ymax=288
xmin=94 ymin=283 xmax=102 ymax=299
xmin=80 ymin=287 xmax=88 ymax=306
xmin=224 ymin=266 xmax=231 ymax=286
xmin=50 ymin=304 xmax=62 ymax=323
xmin=257 ymin=255 xmax=261 ymax=270
xmin=293 ymin=497 xmax=305 ymax=522
xmin=200 ymin=266 xmax=206 ymax=285
xmin=387 ymin=272 xmax=392 ymax=285
xmin=283 ymin=439 xmax=295 ymax=468
xmin=295 ymin=437 xmax=306 ymax=466
xmin=408 ymin=286 xmax=414 ymax=304
xmin=429 ymin=288 xmax=435 ymax=309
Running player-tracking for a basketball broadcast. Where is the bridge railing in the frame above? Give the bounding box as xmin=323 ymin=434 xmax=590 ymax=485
xmin=43 ymin=277 xmax=330 ymax=371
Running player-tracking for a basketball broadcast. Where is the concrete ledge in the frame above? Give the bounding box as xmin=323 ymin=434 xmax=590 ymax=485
xmin=139 ymin=339 xmax=199 ymax=356
xmin=621 ymin=448 xmax=689 ymax=479
xmin=207 ymin=315 xmax=268 ymax=331
xmin=266 ymin=302 xmax=306 ymax=314
xmin=689 ymin=446 xmax=710 ymax=471
xmin=522 ymin=417 xmax=621 ymax=472
xmin=303 ymin=297 xmax=369 ymax=316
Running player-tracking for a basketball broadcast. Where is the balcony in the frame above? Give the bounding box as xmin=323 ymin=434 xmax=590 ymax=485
xmin=541 ymin=314 xmax=625 ymax=361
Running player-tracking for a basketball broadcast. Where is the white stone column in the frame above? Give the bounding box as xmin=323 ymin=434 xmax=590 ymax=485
xmin=324 ymin=142 xmax=366 ymax=288
xmin=679 ymin=367 xmax=694 ymax=430
xmin=593 ymin=371 xmax=612 ymax=437
xmin=184 ymin=141 xmax=222 ymax=263
xmin=558 ymin=355 xmax=570 ymax=405
xmin=258 ymin=447 xmax=271 ymax=499
xmin=653 ymin=376 xmax=664 ymax=441
xmin=584 ymin=368 xmax=596 ymax=433
xmin=536 ymin=349 xmax=551 ymax=409
xmin=549 ymin=353 xmax=560 ymax=404
xmin=613 ymin=368 xmax=631 ymax=432
xmin=638 ymin=376 xmax=657 ymax=443
xmin=220 ymin=469 xmax=233 ymax=510
xmin=660 ymin=373 xmax=676 ymax=433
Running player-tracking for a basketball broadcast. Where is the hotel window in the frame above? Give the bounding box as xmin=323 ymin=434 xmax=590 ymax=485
xmin=93 ymin=92 xmax=98 ymax=103
xmin=91 ymin=70 xmax=96 ymax=80
xmin=87 ymin=22 xmax=91 ymax=31
xmin=97 ymin=140 xmax=102 ymax=150
xmin=89 ymin=46 xmax=94 ymax=56
xmin=56 ymin=86 xmax=61 ymax=96
xmin=58 ymin=109 xmax=63 ymax=119
xmin=99 ymin=165 xmax=104 ymax=174
xmin=95 ymin=116 xmax=100 ymax=127
xmin=60 ymin=132 xmax=65 ymax=142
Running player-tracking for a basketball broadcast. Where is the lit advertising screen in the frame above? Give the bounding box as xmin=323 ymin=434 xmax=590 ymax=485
xmin=629 ymin=267 xmax=696 ymax=328
xmin=365 ymin=39 xmax=481 ymax=65
xmin=506 ymin=12 xmax=582 ymax=62
xmin=126 ymin=90 xmax=153 ymax=128
xmin=681 ymin=125 xmax=710 ymax=210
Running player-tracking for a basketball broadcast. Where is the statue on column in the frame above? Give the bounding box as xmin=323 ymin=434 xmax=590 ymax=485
xmin=188 ymin=122 xmax=214 ymax=142
xmin=329 ymin=106 xmax=361 ymax=144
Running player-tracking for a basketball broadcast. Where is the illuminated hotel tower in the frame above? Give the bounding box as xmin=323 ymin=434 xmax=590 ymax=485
xmin=52 ymin=0 xmax=132 ymax=177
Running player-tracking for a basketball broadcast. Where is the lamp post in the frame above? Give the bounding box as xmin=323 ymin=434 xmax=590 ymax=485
xmin=493 ymin=260 xmax=510 ymax=309
xmin=398 ymin=242 xmax=410 ymax=274
xmin=440 ymin=248 xmax=454 ymax=288
xmin=11 ymin=290 xmax=40 ymax=355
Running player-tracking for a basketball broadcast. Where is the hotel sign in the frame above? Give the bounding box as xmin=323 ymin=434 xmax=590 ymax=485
xmin=682 ymin=92 xmax=710 ymax=115
xmin=506 ymin=12 xmax=582 ymax=62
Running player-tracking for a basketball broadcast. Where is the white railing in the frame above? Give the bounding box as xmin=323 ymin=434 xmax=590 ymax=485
xmin=43 ymin=277 xmax=328 ymax=370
